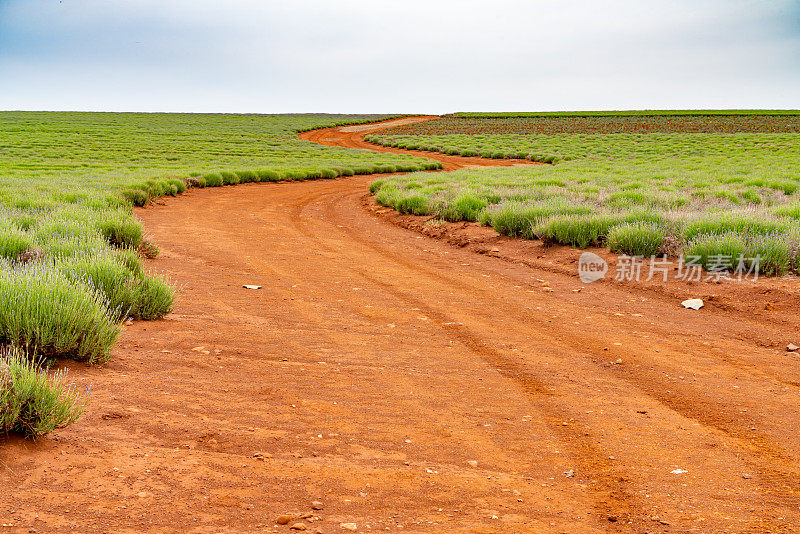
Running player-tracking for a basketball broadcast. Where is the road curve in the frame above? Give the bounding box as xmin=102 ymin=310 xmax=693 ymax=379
xmin=299 ymin=116 xmax=537 ymax=171
xmin=0 ymin=119 xmax=799 ymax=533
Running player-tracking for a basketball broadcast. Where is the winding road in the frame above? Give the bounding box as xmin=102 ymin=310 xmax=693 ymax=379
xmin=2 ymin=118 xmax=800 ymax=533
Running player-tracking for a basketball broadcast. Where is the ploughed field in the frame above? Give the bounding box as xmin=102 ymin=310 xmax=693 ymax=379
xmin=365 ymin=113 xmax=800 ymax=275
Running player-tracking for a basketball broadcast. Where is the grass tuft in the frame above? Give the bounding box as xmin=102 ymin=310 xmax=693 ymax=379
xmin=0 ymin=265 xmax=120 ymax=363
xmin=0 ymin=347 xmax=87 ymax=438
xmin=440 ymin=194 xmax=488 ymax=222
xmin=607 ymin=222 xmax=667 ymax=256
xmin=134 ymin=274 xmax=175 ymax=320
xmin=203 ymin=173 xmax=224 ymax=187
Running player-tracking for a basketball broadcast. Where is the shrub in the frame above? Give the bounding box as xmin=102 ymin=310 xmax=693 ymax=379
xmin=320 ymin=169 xmax=338 ymax=179
xmin=94 ymin=212 xmax=143 ymax=248
xmin=61 ymin=252 xmax=173 ymax=320
xmin=535 ymin=214 xmax=622 ymax=248
xmin=0 ymin=223 xmax=31 ymax=260
xmin=746 ymin=235 xmax=792 ymax=275
xmin=144 ymin=180 xmax=166 ymax=198
xmin=395 ymin=194 xmax=429 ymax=216
xmin=135 ymin=274 xmax=174 ymax=320
xmin=167 ymin=178 xmax=187 ymax=194
xmin=0 ymin=266 xmax=120 ymax=363
xmin=220 ymin=171 xmax=240 ymax=185
xmin=767 ymin=179 xmax=798 ymax=195
xmin=257 ymin=170 xmax=281 ymax=182
xmin=114 ymin=248 xmax=144 ymax=275
xmin=374 ymin=188 xmax=399 ymax=207
xmin=774 ymin=205 xmax=800 ymax=220
xmin=35 ymin=232 xmax=108 ymax=260
xmin=441 ymin=194 xmax=488 ymax=222
xmin=60 ymin=254 xmax=139 ymax=321
xmin=10 ymin=213 xmax=36 ymax=232
xmin=203 ymin=173 xmax=224 ymax=187
xmin=607 ymin=222 xmax=667 ymax=256
xmin=369 ymin=179 xmax=385 ymax=194
xmin=686 ymin=233 xmax=747 ymax=271
xmin=236 ymin=170 xmax=259 ymax=183
xmin=122 ymin=188 xmax=149 ymax=207
xmin=683 ymin=214 xmax=787 ymax=241
xmin=684 ymin=232 xmax=792 ymax=275
xmin=340 ymin=168 xmax=355 ymax=177
xmin=0 ymin=348 xmax=87 ymax=438
xmin=484 ymin=203 xmax=530 ymax=237
xmin=283 ymin=170 xmax=309 ymax=180
xmin=186 ymin=176 xmax=206 ymax=188
xmin=740 ymin=190 xmax=761 ymax=204
xmin=485 ymin=202 xmax=595 ymax=237
xmin=397 ymin=164 xmax=421 ymax=172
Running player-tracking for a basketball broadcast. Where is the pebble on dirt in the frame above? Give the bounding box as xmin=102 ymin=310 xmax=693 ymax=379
xmin=466 ymin=460 xmax=479 ymax=467
xmin=290 ymin=523 xmax=307 ymax=531
xmin=276 ymin=515 xmax=293 ymax=525
xmin=340 ymin=523 xmax=358 ymax=531
xmin=311 ymin=501 xmax=324 ymax=510
xmin=787 ymin=343 xmax=799 ymax=352
xmin=681 ymin=298 xmax=704 ymax=310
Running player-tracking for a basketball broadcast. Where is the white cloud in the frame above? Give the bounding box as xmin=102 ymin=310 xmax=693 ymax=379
xmin=0 ymin=0 xmax=797 ymax=111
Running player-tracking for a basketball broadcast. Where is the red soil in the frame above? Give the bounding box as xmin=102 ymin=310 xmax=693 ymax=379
xmin=1 ymin=118 xmax=799 ymax=533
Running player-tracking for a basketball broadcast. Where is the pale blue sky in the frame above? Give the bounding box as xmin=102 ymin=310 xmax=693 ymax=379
xmin=0 ymin=0 xmax=798 ymax=112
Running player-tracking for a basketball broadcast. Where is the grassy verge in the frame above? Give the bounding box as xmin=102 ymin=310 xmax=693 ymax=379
xmin=369 ymin=124 xmax=800 ymax=274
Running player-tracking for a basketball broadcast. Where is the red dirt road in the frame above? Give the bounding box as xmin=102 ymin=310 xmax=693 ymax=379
xmin=2 ymin=119 xmax=800 ymax=533
xmin=299 ymin=116 xmax=536 ymax=171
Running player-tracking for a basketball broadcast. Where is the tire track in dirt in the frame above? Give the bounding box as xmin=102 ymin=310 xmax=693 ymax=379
xmin=299 ymin=119 xmax=800 ymax=529
xmin=317 ymin=177 xmax=800 ymax=526
xmin=339 ymin=189 xmax=800 ymax=452
xmin=286 ymin=187 xmax=646 ymax=530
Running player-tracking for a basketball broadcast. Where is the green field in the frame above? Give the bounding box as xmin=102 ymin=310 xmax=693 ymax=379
xmin=369 ymin=115 xmax=800 ymax=274
xmin=0 ymin=112 xmax=442 ymax=437
xmin=454 ymin=110 xmax=800 ymax=118
xmin=0 ymin=112 xmax=441 ymax=207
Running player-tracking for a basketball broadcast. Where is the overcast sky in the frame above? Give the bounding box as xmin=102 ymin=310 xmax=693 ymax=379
xmin=0 ymin=0 xmax=798 ymax=113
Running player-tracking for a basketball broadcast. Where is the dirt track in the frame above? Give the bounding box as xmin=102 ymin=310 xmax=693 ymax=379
xmin=2 ymin=119 xmax=800 ymax=533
